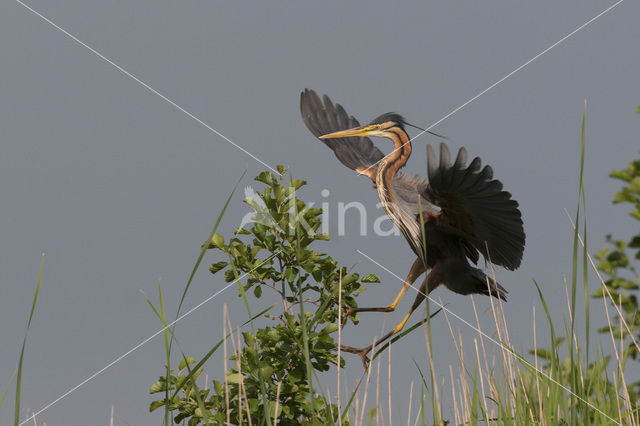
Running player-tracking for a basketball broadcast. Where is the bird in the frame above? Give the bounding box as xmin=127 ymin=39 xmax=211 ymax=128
xmin=300 ymin=89 xmax=525 ymax=364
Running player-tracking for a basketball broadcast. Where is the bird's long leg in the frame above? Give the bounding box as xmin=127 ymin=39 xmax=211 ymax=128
xmin=340 ymin=265 xmax=442 ymax=367
xmin=344 ymin=257 xmax=425 ymax=316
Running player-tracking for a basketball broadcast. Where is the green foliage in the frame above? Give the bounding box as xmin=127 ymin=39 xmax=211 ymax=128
xmin=149 ymin=357 xmax=212 ymax=425
xmin=593 ymin=157 xmax=640 ymax=363
xmin=202 ymin=319 xmax=339 ymax=425
xmin=150 ymin=167 xmax=378 ymax=425
xmin=591 ymin=108 xmax=640 ymax=401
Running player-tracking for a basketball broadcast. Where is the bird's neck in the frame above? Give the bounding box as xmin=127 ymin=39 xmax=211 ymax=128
xmin=375 ymin=128 xmax=412 ymax=207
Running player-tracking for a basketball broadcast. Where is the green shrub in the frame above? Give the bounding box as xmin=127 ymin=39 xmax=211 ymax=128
xmin=150 ymin=167 xmax=378 ymax=425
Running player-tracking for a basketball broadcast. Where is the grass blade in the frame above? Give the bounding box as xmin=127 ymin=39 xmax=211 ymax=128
xmin=174 ymin=168 xmax=247 ymax=324
xmin=0 ymin=372 xmax=16 ymax=409
xmin=341 ymin=376 xmax=363 ymax=422
xmin=579 ymin=102 xmax=590 ymax=365
xmin=14 ymin=254 xmax=45 ymax=426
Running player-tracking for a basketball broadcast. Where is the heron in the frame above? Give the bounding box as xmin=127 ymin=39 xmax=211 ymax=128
xmin=300 ymin=89 xmax=525 ymax=364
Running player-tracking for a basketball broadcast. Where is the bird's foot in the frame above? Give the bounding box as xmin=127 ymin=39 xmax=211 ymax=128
xmin=338 ymin=344 xmax=373 ymax=369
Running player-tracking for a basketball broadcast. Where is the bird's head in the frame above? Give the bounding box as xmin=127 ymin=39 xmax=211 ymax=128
xmin=319 ymin=112 xmax=407 ymax=140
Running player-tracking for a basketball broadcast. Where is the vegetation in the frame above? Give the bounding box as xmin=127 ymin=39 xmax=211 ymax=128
xmin=145 ymin=109 xmax=640 ymax=424
xmin=593 ymin=157 xmax=640 ymax=370
xmin=148 ymin=167 xmax=382 ymax=425
xmin=3 ymin=109 xmax=639 ymax=425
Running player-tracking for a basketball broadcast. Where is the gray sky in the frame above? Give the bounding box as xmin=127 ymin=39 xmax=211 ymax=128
xmin=1 ymin=1 xmax=639 ymax=424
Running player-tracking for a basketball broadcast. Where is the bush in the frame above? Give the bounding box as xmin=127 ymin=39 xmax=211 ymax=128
xmin=149 ymin=167 xmax=378 ymax=425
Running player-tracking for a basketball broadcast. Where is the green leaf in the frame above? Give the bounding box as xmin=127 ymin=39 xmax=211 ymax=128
xmin=209 ymin=261 xmax=228 ymax=274
xmin=618 ymin=279 xmax=639 ymax=290
xmin=529 ymin=349 xmax=553 ymax=361
xmin=361 ymin=273 xmax=380 ymax=283
xmin=255 ymin=171 xmax=277 ymax=186
xmin=288 ymin=179 xmax=307 ymax=191
xmin=341 ymin=274 xmax=356 ymax=286
xmin=227 ymin=372 xmax=242 ymax=384
xmin=209 ymin=233 xmax=225 ymax=249
xmin=253 ymin=285 xmax=262 ymax=298
xmin=149 ymin=379 xmax=167 ymax=394
xmin=629 ymin=177 xmax=640 ymax=194
xmin=595 ymin=247 xmax=611 ymax=259
xmin=614 ymin=191 xmax=638 ymax=204
xmin=149 ymin=400 xmax=165 ymax=412
xmin=259 ymin=366 xmax=274 ymax=379
xmin=285 ymin=267 xmax=297 ymax=283
xmin=592 ymin=286 xmax=606 ymax=298
xmin=224 ymin=269 xmax=236 ymax=283
xmin=611 ymin=169 xmax=632 ymax=182
xmin=321 ymin=323 xmax=339 ymax=334
xmin=243 ymin=332 xmax=256 ymax=348
xmin=277 ymin=165 xmax=287 ymax=175
xmin=179 ymin=357 xmax=196 ymax=371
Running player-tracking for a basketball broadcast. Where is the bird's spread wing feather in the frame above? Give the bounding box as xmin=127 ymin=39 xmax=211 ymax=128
xmin=300 ymin=89 xmax=385 ymax=181
xmin=424 ymin=143 xmax=525 ymax=270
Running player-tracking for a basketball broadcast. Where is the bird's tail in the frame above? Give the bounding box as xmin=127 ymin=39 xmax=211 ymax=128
xmin=469 ymin=268 xmax=508 ymax=301
xmin=433 ymin=258 xmax=508 ymax=302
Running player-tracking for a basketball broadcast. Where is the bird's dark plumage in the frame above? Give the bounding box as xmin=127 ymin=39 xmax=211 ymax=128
xmin=299 ymin=88 xmax=525 ymax=362
xmin=424 ymin=143 xmax=525 ymax=270
xmin=369 ymin=112 xmax=407 ymax=130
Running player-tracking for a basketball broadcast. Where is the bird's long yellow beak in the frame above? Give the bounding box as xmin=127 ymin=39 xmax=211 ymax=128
xmin=319 ymin=124 xmax=380 ymax=139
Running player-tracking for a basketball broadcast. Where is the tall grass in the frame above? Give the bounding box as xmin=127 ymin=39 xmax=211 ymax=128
xmin=339 ymin=278 xmax=637 ymax=425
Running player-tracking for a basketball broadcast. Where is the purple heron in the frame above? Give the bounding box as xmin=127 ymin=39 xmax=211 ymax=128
xmin=300 ymin=89 xmax=525 ymax=363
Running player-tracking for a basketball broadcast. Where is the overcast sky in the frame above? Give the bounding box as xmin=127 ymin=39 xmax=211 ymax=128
xmin=1 ymin=1 xmax=639 ymax=424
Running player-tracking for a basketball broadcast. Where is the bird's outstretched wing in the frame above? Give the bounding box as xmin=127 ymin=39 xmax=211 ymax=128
xmin=300 ymin=89 xmax=385 ymax=181
xmin=424 ymin=143 xmax=525 ymax=270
